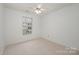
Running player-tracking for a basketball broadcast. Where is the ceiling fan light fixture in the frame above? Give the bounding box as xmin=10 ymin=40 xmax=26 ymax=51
xmin=33 ymin=4 xmax=45 ymax=14
xmin=34 ymin=9 xmax=42 ymax=14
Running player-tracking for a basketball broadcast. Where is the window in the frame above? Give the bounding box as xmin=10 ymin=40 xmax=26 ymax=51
xmin=22 ymin=16 xmax=32 ymax=35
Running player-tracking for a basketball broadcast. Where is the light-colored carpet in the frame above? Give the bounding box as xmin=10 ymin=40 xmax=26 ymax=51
xmin=3 ymin=38 xmax=79 ymax=55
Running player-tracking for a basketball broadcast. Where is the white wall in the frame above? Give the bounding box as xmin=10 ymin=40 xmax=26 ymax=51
xmin=0 ymin=4 xmax=5 ymax=54
xmin=41 ymin=4 xmax=79 ymax=48
xmin=4 ymin=4 xmax=79 ymax=49
xmin=5 ymin=8 xmax=40 ymax=45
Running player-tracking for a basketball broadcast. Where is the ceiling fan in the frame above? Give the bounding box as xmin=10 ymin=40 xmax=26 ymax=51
xmin=25 ymin=4 xmax=47 ymax=15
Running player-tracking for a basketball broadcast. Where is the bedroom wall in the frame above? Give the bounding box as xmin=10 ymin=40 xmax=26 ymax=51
xmin=4 ymin=8 xmax=40 ymax=45
xmin=4 ymin=4 xmax=79 ymax=48
xmin=0 ymin=4 xmax=5 ymax=54
xmin=41 ymin=4 xmax=79 ymax=48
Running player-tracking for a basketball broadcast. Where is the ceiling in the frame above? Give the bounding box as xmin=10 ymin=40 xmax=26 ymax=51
xmin=3 ymin=3 xmax=73 ymax=15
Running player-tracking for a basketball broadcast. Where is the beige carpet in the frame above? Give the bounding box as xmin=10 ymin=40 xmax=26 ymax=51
xmin=3 ymin=38 xmax=79 ymax=55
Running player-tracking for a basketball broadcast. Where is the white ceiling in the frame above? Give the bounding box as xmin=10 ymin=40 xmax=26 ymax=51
xmin=3 ymin=3 xmax=73 ymax=15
